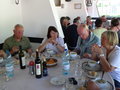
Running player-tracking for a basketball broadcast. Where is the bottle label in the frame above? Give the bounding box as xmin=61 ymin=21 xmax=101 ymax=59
xmin=63 ymin=63 xmax=70 ymax=71
xmin=22 ymin=57 xmax=26 ymax=66
xmin=43 ymin=68 xmax=48 ymax=76
xmin=36 ymin=64 xmax=41 ymax=75
xmin=6 ymin=64 xmax=14 ymax=72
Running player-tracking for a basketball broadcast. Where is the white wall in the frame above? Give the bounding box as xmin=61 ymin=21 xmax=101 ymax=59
xmin=56 ymin=0 xmax=88 ymax=23
xmin=21 ymin=0 xmax=64 ymax=38
xmin=0 ymin=0 xmax=22 ymax=43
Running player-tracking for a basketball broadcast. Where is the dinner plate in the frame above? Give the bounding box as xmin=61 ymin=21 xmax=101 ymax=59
xmin=95 ymin=81 xmax=114 ymax=90
xmin=50 ymin=76 xmax=65 ymax=86
xmin=86 ymin=71 xmax=99 ymax=79
xmin=82 ymin=62 xmax=101 ymax=71
xmin=46 ymin=58 xmax=57 ymax=67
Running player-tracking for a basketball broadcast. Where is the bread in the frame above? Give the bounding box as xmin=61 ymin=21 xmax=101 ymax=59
xmin=88 ymin=71 xmax=97 ymax=76
xmin=79 ymin=86 xmax=86 ymax=90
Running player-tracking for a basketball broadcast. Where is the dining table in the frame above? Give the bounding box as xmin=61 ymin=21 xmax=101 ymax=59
xmin=4 ymin=55 xmax=115 ymax=90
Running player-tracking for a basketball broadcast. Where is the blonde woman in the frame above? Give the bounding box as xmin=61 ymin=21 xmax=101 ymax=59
xmin=92 ymin=31 xmax=120 ymax=89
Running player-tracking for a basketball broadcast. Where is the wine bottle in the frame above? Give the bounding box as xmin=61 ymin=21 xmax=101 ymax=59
xmin=19 ymin=45 xmax=26 ymax=69
xmin=35 ymin=49 xmax=42 ymax=78
xmin=43 ymin=58 xmax=48 ymax=76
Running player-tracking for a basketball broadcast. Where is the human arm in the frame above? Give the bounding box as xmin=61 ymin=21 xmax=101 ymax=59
xmin=87 ymin=81 xmax=100 ymax=90
xmin=51 ymin=37 xmax=64 ymax=53
xmin=92 ymin=44 xmax=116 ymax=72
xmin=38 ymin=38 xmax=52 ymax=52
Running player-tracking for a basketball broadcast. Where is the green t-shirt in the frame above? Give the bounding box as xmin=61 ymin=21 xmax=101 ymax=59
xmin=3 ymin=36 xmax=31 ymax=51
xmin=93 ymin=28 xmax=107 ymax=39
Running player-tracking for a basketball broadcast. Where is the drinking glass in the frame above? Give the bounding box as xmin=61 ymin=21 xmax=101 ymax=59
xmin=0 ymin=66 xmax=6 ymax=90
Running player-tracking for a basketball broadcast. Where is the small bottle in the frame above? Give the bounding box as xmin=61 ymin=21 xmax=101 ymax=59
xmin=43 ymin=58 xmax=48 ymax=76
xmin=5 ymin=51 xmax=14 ymax=81
xmin=29 ymin=61 xmax=35 ymax=75
xmin=35 ymin=49 xmax=42 ymax=79
xmin=19 ymin=46 xmax=26 ymax=69
xmin=92 ymin=21 xmax=95 ymax=30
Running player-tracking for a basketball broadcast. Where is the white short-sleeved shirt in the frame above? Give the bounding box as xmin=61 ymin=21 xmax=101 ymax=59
xmin=42 ymin=37 xmax=64 ymax=53
xmin=108 ymin=46 xmax=120 ymax=82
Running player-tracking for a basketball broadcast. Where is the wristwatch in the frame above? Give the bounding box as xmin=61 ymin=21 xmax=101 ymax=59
xmin=99 ymin=54 xmax=104 ymax=57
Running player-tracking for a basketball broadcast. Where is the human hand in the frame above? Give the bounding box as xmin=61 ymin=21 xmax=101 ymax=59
xmin=87 ymin=80 xmax=100 ymax=90
xmin=91 ymin=44 xmax=103 ymax=55
xmin=46 ymin=38 xmax=53 ymax=43
xmin=0 ymin=50 xmax=6 ymax=57
xmin=83 ymin=53 xmax=91 ymax=58
xmin=51 ymin=39 xmax=58 ymax=45
xmin=11 ymin=46 xmax=19 ymax=53
xmin=27 ymin=48 xmax=32 ymax=55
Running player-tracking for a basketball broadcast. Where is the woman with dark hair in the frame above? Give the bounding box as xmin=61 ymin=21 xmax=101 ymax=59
xmin=110 ymin=18 xmax=120 ymax=46
xmin=38 ymin=26 xmax=64 ymax=53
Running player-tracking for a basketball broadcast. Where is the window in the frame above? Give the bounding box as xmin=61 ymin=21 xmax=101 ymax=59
xmin=97 ymin=0 xmax=120 ymax=17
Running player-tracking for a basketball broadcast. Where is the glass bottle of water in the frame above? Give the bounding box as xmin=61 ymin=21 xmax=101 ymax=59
xmin=62 ymin=49 xmax=70 ymax=76
xmin=92 ymin=21 xmax=95 ymax=30
xmin=5 ymin=51 xmax=14 ymax=81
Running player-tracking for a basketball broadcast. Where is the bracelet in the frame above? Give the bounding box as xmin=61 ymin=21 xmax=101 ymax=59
xmin=99 ymin=54 xmax=105 ymax=57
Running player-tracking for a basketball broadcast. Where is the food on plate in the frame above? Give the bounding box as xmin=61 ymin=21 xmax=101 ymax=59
xmin=88 ymin=61 xmax=96 ymax=67
xmin=70 ymin=52 xmax=77 ymax=58
xmin=88 ymin=71 xmax=97 ymax=77
xmin=96 ymin=79 xmax=106 ymax=84
xmin=46 ymin=58 xmax=56 ymax=64
xmin=79 ymin=86 xmax=86 ymax=90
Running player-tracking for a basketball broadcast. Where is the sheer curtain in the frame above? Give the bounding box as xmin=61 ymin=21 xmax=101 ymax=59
xmin=86 ymin=0 xmax=99 ymax=17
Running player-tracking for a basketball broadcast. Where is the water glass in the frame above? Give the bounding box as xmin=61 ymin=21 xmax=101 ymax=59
xmin=0 ymin=67 xmax=6 ymax=90
xmin=63 ymin=78 xmax=78 ymax=90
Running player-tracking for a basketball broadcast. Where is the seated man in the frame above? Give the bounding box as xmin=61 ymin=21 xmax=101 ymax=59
xmin=75 ymin=24 xmax=100 ymax=58
xmin=93 ymin=18 xmax=107 ymax=39
xmin=3 ymin=24 xmax=32 ymax=55
xmin=101 ymin=15 xmax=110 ymax=29
xmin=66 ymin=18 xmax=79 ymax=50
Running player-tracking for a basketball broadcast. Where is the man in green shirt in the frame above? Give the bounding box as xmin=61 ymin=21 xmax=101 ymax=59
xmin=3 ymin=24 xmax=32 ymax=55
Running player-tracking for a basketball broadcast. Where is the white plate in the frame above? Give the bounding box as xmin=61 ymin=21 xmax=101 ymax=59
xmin=46 ymin=58 xmax=57 ymax=67
xmin=82 ymin=62 xmax=101 ymax=71
xmin=86 ymin=71 xmax=99 ymax=79
xmin=95 ymin=80 xmax=114 ymax=90
xmin=50 ymin=76 xmax=65 ymax=86
xmin=46 ymin=63 xmax=57 ymax=66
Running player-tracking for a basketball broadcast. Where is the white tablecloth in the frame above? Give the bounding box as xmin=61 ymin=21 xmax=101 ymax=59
xmin=5 ymin=58 xmax=115 ymax=90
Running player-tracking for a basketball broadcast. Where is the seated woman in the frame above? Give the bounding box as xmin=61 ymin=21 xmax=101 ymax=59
xmin=38 ymin=26 xmax=64 ymax=54
xmin=92 ymin=30 xmax=120 ymax=89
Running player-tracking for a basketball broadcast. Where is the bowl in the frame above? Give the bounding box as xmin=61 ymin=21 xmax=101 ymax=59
xmin=70 ymin=52 xmax=77 ymax=58
xmin=96 ymin=79 xmax=107 ymax=88
xmin=88 ymin=61 xmax=97 ymax=67
xmin=50 ymin=76 xmax=65 ymax=85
